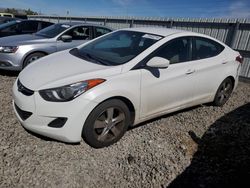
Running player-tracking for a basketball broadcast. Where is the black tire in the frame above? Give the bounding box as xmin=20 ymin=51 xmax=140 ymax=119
xmin=82 ymin=99 xmax=131 ymax=148
xmin=213 ymin=77 xmax=233 ymax=106
xmin=23 ymin=52 xmax=46 ymax=69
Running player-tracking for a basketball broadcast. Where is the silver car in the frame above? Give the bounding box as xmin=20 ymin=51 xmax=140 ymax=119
xmin=0 ymin=22 xmax=112 ymax=70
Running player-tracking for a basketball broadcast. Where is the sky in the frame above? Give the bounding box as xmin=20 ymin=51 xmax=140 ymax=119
xmin=0 ymin=0 xmax=250 ymax=18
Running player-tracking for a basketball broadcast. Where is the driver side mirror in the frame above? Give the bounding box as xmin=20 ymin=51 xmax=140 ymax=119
xmin=60 ymin=35 xmax=72 ymax=42
xmin=146 ymin=57 xmax=170 ymax=69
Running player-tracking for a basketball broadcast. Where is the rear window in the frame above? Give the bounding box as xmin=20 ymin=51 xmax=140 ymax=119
xmin=41 ymin=22 xmax=53 ymax=29
xmin=95 ymin=27 xmax=112 ymax=37
xmin=192 ymin=37 xmax=224 ymax=60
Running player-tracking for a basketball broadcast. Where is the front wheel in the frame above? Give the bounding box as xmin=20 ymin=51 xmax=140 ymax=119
xmin=23 ymin=52 xmax=46 ymax=69
xmin=82 ymin=99 xmax=131 ymax=148
xmin=213 ymin=78 xmax=233 ymax=106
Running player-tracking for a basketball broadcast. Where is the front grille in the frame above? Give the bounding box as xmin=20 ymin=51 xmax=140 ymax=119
xmin=14 ymin=103 xmax=32 ymax=121
xmin=17 ymin=80 xmax=34 ymax=96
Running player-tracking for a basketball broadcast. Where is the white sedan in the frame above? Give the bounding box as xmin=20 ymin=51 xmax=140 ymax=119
xmin=12 ymin=27 xmax=242 ymax=148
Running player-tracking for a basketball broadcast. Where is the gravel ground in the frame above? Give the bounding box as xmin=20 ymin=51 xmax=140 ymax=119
xmin=0 ymin=72 xmax=250 ymax=188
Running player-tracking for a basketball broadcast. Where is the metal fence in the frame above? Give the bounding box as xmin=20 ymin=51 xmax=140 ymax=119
xmin=29 ymin=15 xmax=250 ymax=78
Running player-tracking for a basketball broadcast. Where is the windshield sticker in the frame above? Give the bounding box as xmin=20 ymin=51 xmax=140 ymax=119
xmin=61 ymin=24 xmax=70 ymax=28
xmin=142 ymin=34 xmax=162 ymax=40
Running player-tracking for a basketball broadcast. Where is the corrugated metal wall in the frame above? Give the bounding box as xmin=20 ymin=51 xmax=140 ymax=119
xmin=29 ymin=15 xmax=250 ymax=78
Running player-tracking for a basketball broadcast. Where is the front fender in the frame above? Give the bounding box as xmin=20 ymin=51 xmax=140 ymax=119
xmin=82 ymin=70 xmax=141 ymax=123
xmin=20 ymin=45 xmax=57 ymax=65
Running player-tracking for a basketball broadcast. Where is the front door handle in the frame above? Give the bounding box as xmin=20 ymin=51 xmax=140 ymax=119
xmin=186 ymin=69 xmax=195 ymax=75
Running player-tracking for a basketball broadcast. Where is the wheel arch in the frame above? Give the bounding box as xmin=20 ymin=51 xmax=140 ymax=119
xmin=91 ymin=96 xmax=136 ymax=126
xmin=22 ymin=51 xmax=49 ymax=68
xmin=227 ymin=75 xmax=235 ymax=89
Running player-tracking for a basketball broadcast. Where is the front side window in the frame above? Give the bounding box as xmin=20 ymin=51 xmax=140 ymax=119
xmin=153 ymin=37 xmax=191 ymax=64
xmin=73 ymin=31 xmax=162 ymax=66
xmin=192 ymin=37 xmax=224 ymax=60
xmin=64 ymin=26 xmax=91 ymax=40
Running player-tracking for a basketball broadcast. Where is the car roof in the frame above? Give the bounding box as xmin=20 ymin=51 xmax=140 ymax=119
xmin=5 ymin=19 xmax=52 ymax=24
xmin=121 ymin=27 xmax=193 ymax=37
xmin=22 ymin=19 xmax=52 ymax=23
xmin=57 ymin=22 xmax=113 ymax=30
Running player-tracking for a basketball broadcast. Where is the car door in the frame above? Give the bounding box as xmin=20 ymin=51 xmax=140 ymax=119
xmin=189 ymin=36 xmax=226 ymax=101
xmin=140 ymin=36 xmax=197 ymax=118
xmin=56 ymin=26 xmax=93 ymax=51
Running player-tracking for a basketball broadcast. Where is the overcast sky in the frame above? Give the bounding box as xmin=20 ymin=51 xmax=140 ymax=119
xmin=0 ymin=0 xmax=250 ymax=18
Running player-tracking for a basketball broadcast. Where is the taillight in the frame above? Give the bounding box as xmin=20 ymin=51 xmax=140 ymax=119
xmin=236 ymin=55 xmax=243 ymax=64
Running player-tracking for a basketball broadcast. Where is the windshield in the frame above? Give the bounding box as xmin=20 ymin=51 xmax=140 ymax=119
xmin=0 ymin=20 xmax=17 ymax=30
xmin=35 ymin=23 xmax=71 ymax=38
xmin=75 ymin=30 xmax=162 ymax=66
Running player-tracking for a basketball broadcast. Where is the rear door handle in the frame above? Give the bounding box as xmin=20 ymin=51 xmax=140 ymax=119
xmin=222 ymin=61 xmax=228 ymax=64
xmin=186 ymin=69 xmax=195 ymax=75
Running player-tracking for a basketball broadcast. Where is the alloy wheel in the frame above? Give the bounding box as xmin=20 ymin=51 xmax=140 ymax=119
xmin=94 ymin=107 xmax=125 ymax=142
xmin=217 ymin=80 xmax=232 ymax=104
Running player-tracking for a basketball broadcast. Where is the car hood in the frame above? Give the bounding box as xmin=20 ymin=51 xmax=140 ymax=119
xmin=18 ymin=50 xmax=122 ymax=90
xmin=0 ymin=34 xmax=49 ymax=46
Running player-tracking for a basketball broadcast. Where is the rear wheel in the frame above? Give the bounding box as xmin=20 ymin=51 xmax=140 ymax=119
xmin=213 ymin=78 xmax=233 ymax=106
xmin=23 ymin=52 xmax=46 ymax=69
xmin=82 ymin=99 xmax=131 ymax=148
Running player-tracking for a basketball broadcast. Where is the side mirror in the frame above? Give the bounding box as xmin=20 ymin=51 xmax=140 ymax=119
xmin=60 ymin=35 xmax=72 ymax=42
xmin=146 ymin=57 xmax=170 ymax=68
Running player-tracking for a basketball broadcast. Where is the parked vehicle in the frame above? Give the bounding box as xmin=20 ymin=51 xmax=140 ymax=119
xmin=0 ymin=20 xmax=53 ymax=38
xmin=13 ymin=28 xmax=242 ymax=148
xmin=0 ymin=22 xmax=112 ymax=70
xmin=0 ymin=13 xmax=27 ymax=19
xmin=0 ymin=13 xmax=14 ymax=17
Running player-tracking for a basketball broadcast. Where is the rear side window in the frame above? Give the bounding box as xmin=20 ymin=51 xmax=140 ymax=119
xmin=95 ymin=27 xmax=112 ymax=37
xmin=19 ymin=21 xmax=38 ymax=32
xmin=192 ymin=37 xmax=224 ymax=60
xmin=41 ymin=22 xmax=53 ymax=29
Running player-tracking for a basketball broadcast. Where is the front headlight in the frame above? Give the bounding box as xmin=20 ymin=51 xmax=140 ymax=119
xmin=0 ymin=46 xmax=18 ymax=53
xmin=39 ymin=79 xmax=105 ymax=102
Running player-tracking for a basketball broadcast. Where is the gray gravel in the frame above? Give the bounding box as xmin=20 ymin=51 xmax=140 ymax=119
xmin=0 ymin=72 xmax=250 ymax=188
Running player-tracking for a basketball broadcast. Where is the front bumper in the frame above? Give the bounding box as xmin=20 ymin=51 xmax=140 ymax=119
xmin=0 ymin=52 xmax=22 ymax=71
xmin=12 ymin=79 xmax=98 ymax=143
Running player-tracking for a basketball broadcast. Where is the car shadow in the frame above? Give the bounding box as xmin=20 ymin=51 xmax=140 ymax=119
xmin=167 ymin=103 xmax=250 ymax=188
xmin=0 ymin=70 xmax=19 ymax=77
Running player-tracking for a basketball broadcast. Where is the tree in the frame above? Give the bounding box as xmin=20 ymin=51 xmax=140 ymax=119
xmin=5 ymin=8 xmax=18 ymax=14
xmin=25 ymin=8 xmax=38 ymax=15
xmin=3 ymin=8 xmax=38 ymax=15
